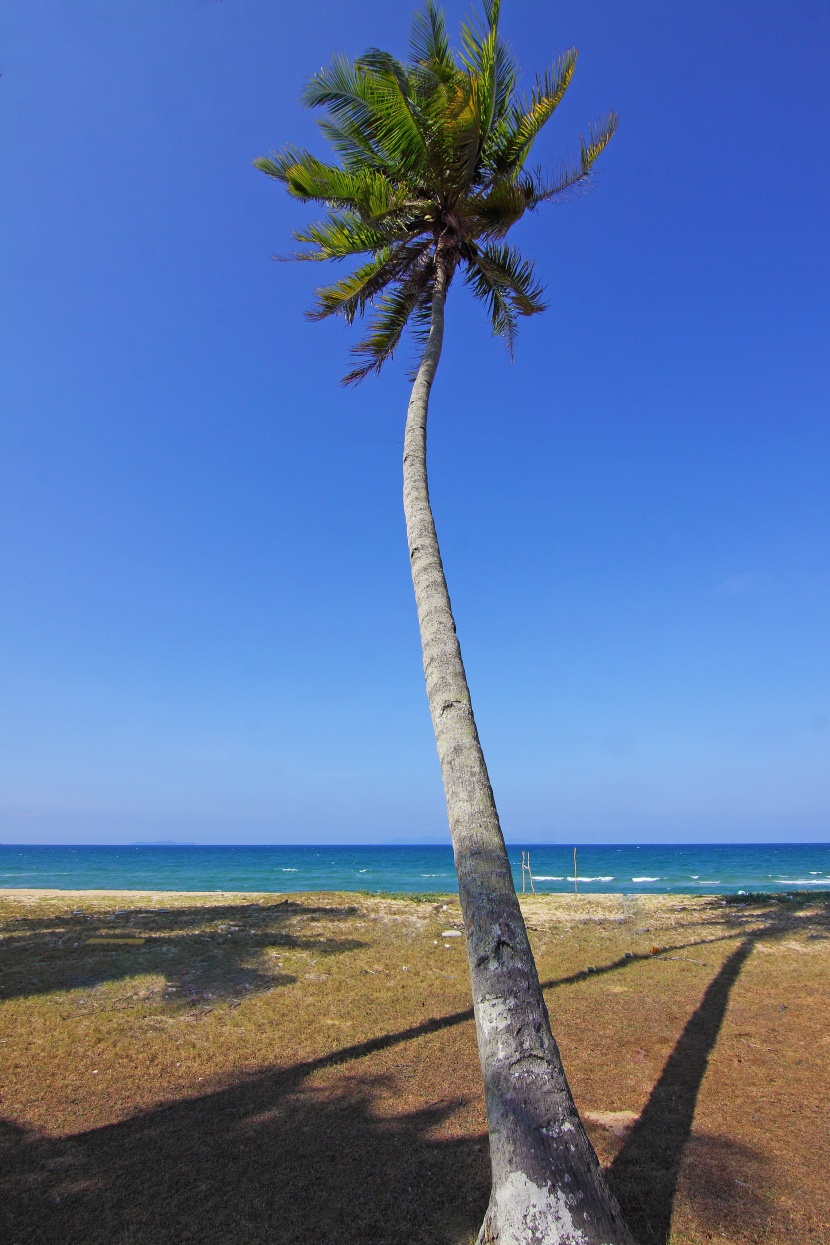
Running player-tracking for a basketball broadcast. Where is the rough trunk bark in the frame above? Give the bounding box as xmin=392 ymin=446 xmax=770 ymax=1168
xmin=402 ymin=264 xmax=637 ymax=1245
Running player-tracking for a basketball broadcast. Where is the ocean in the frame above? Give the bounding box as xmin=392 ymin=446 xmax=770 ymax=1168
xmin=0 ymin=842 xmax=828 ymax=895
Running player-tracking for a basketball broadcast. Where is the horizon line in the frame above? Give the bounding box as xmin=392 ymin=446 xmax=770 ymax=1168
xmin=1 ymin=841 xmax=828 ymax=849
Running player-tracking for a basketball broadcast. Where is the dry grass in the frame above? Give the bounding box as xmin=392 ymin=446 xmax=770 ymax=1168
xmin=0 ymin=888 xmax=828 ymax=1244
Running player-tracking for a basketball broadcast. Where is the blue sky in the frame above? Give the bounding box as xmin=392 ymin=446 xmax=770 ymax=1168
xmin=1 ymin=0 xmax=828 ymax=844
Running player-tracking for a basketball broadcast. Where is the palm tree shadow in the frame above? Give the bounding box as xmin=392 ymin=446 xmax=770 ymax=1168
xmin=0 ymin=900 xmax=367 ymax=1005
xmin=606 ymin=937 xmax=756 ymax=1243
xmin=4 ymin=899 xmax=825 ymax=1244
xmin=0 ymin=1066 xmax=490 ymax=1245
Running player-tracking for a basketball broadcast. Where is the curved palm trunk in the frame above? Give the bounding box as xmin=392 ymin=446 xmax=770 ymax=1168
xmin=403 ymin=267 xmax=636 ymax=1245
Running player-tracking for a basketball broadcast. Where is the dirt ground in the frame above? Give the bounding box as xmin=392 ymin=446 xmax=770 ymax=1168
xmin=0 ymin=888 xmax=827 ymax=1245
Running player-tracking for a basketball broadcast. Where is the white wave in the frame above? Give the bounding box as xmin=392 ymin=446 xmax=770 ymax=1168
xmin=533 ymin=875 xmax=564 ymax=881
xmin=698 ymin=881 xmax=722 ymax=885
xmin=281 ymin=868 xmax=298 ymax=872
xmin=567 ymin=876 xmax=614 ymax=882
xmin=420 ymin=873 xmax=448 ymax=877
xmin=776 ymin=878 xmax=830 ymax=885
xmin=632 ymin=877 xmax=660 ymax=882
xmin=358 ymin=869 xmax=367 ymax=873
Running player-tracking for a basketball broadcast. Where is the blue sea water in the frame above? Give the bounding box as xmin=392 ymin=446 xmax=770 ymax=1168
xmin=0 ymin=843 xmax=829 ymax=895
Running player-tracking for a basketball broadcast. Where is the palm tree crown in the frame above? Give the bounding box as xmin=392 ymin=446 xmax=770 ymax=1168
xmin=255 ymin=0 xmax=616 ymax=383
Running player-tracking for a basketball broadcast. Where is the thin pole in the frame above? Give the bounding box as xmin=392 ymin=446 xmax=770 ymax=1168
xmin=573 ymin=847 xmax=578 ymax=896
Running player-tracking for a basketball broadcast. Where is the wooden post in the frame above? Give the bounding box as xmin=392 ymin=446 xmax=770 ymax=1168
xmin=520 ymin=851 xmax=536 ymax=895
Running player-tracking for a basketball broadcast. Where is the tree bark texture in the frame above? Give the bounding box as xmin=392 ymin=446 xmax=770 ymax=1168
xmin=402 ymin=265 xmax=637 ymax=1245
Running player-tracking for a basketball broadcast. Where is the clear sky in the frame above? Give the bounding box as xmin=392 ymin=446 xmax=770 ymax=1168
xmin=1 ymin=0 xmax=828 ymax=845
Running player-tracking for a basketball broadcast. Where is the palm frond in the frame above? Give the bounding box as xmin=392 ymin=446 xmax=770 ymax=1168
xmin=459 ymin=2 xmax=498 ymax=122
xmin=309 ymin=238 xmax=432 ymax=323
xmin=356 ymin=50 xmax=430 ymax=173
xmin=303 ymin=53 xmax=430 ymax=179
xmin=301 ymin=55 xmax=374 ymax=127
xmin=316 ymin=116 xmax=384 ymax=173
xmin=343 ymin=258 xmax=435 ymax=384
xmin=465 ymin=260 xmax=518 ymax=352
xmin=526 ymin=111 xmax=619 ymax=205
xmin=417 ymin=70 xmax=469 ymax=181
xmin=464 ymin=242 xmax=546 ymax=355
xmin=466 ymin=178 xmax=529 ymax=238
xmin=309 ymin=249 xmax=392 ymax=321
xmin=486 ymin=48 xmax=577 ymax=176
xmin=254 ymin=148 xmax=368 ymax=206
xmin=477 ymin=242 xmax=547 ymax=313
xmin=580 ymin=111 xmax=619 ymax=168
xmin=256 ymin=148 xmax=421 ymax=225
xmin=407 ymin=284 xmax=435 ymax=357
xmin=408 ymin=0 xmax=455 ymax=76
xmin=453 ymin=0 xmax=517 ymax=184
xmin=292 ymin=211 xmax=402 ymax=261
xmin=490 ymin=33 xmax=518 ymax=125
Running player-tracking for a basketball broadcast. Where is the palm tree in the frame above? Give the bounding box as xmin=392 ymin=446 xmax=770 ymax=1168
xmin=256 ymin=4 xmax=635 ymax=1242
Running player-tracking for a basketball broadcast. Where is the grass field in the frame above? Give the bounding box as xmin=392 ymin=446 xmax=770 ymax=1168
xmin=1 ymin=888 xmax=828 ymax=1245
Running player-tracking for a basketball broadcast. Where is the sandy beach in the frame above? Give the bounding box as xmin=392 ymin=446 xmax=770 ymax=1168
xmin=1 ymin=888 xmax=828 ymax=1244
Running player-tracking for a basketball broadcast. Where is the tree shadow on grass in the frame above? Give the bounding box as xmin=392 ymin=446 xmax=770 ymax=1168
xmin=0 ymin=900 xmax=366 ymax=1005
xmin=605 ymin=898 xmax=829 ymax=1241
xmin=3 ymin=898 xmax=827 ymax=1244
xmin=0 ymin=1064 xmax=490 ymax=1245
xmin=669 ymin=1130 xmax=774 ymax=1245
xmin=0 ymin=925 xmax=777 ymax=1245
xmin=0 ymin=891 xmax=747 ymax=1017
xmin=606 ymin=936 xmax=758 ymax=1243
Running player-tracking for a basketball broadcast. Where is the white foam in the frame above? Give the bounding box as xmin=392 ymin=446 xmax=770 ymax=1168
xmin=281 ymin=868 xmax=298 ymax=872
xmin=632 ymin=877 xmax=660 ymax=882
xmin=567 ymin=876 xmax=614 ymax=882
xmin=534 ymin=875 xmax=564 ymax=881
xmin=776 ymin=878 xmax=830 ymax=885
